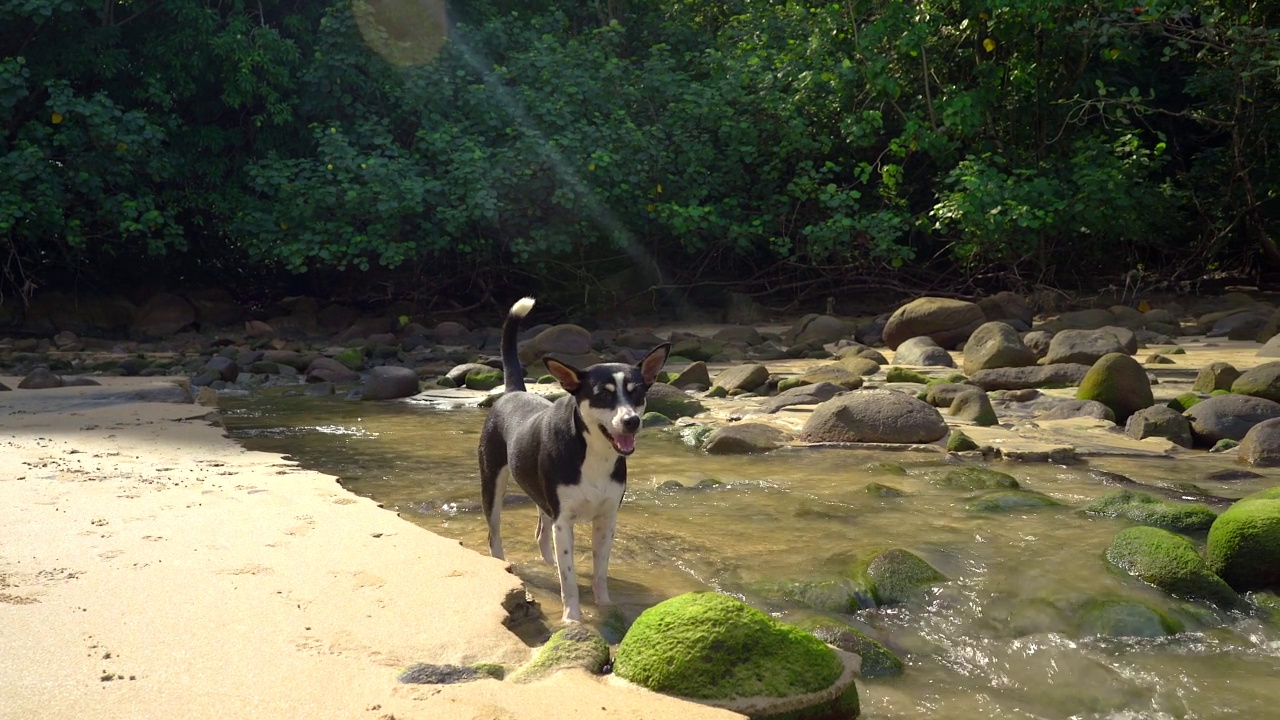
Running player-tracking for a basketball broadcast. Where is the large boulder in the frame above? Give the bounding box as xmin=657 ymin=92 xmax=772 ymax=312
xmin=1231 ymin=361 xmax=1280 ymax=403
xmin=801 ymin=389 xmax=948 ymax=444
xmin=949 ymin=388 xmax=998 ymax=426
xmin=969 ymin=363 xmax=1092 ymax=391
xmin=1183 ymin=394 xmax=1280 ymax=445
xmin=882 ymin=297 xmax=985 ymax=350
xmin=645 ymin=383 xmax=707 ymax=420
xmin=1076 ymin=353 xmax=1153 ymax=424
xmin=1124 ymin=405 xmax=1193 ymax=448
xmin=1193 ymin=361 xmax=1241 ymax=393
xmin=362 ymin=366 xmax=421 ymax=401
xmin=1237 ymin=417 xmax=1280 ymax=467
xmin=305 ymin=356 xmax=361 ymax=384
xmin=712 ymin=363 xmax=770 ymax=394
xmin=1042 ymin=329 xmax=1127 ymax=365
xmin=962 ymin=322 xmax=1037 ymax=374
xmin=1105 ymin=526 xmax=1238 ymax=609
xmin=1206 ymin=487 xmax=1280 ymax=592
xmin=1083 ymin=490 xmax=1217 ymax=534
xmin=978 ymin=291 xmax=1034 ymax=326
xmin=703 ymin=423 xmax=789 ymax=455
xmin=785 ymin=314 xmax=855 ymax=346
xmin=131 ymin=292 xmax=197 ymax=339
xmin=518 ymin=324 xmax=593 ymax=364
xmin=760 ymin=382 xmax=846 ymax=414
xmin=792 ymin=364 xmax=864 ymax=391
xmin=891 ymin=336 xmax=957 ymax=367
xmin=613 ymin=592 xmax=859 ymax=720
xmin=17 ymin=367 xmax=63 ymax=389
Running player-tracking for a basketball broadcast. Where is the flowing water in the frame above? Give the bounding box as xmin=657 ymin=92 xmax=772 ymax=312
xmin=219 ymin=390 xmax=1280 ymax=720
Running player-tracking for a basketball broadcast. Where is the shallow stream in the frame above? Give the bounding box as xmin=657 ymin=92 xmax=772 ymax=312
xmin=220 ymin=391 xmax=1280 ymax=720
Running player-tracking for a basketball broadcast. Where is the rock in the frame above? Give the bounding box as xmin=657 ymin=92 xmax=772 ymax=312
xmin=713 ymin=326 xmax=762 ymax=345
xmin=244 ymin=320 xmax=275 ymax=339
xmin=305 ymin=356 xmax=361 ymax=384
xmin=1206 ymin=487 xmax=1280 ymax=592
xmin=1211 ymin=438 xmax=1240 ymax=453
xmin=1022 ymin=330 xmax=1054 ymax=358
xmin=464 ymin=368 xmax=504 ymax=391
xmin=966 ymin=489 xmax=1061 ymax=512
xmin=801 ymin=389 xmax=949 ymax=444
xmin=130 ymin=292 xmax=197 ymax=339
xmin=882 ymin=297 xmax=986 ymax=350
xmin=924 ymin=382 xmax=972 ymax=408
xmin=518 ymin=324 xmax=592 ymax=364
xmin=703 ymin=424 xmax=788 ymax=454
xmin=671 ymin=336 xmax=723 ymax=362
xmin=962 ymin=322 xmax=1037 ymax=374
xmin=333 ymin=347 xmax=365 ymax=371
xmin=645 ymin=383 xmax=706 ymax=419
xmin=613 ymin=592 xmax=859 ymax=719
xmin=835 ymin=356 xmax=881 ymax=376
xmin=851 ymin=548 xmax=946 ymax=606
xmin=760 ymin=382 xmax=846 ymax=414
xmin=362 ymin=366 xmax=420 ymax=401
xmin=949 ymin=388 xmax=998 ymax=426
xmin=791 ymin=616 xmax=903 ymax=678
xmin=1125 ymin=406 xmax=1194 ymax=448
xmin=1043 ymin=329 xmax=1127 ymax=365
xmin=445 ymin=363 xmax=494 ymax=387
xmin=17 ymin=367 xmax=63 ymax=389
xmin=671 ymin=361 xmax=711 ymax=389
xmin=1076 ymin=598 xmax=1182 ymax=639
xmin=938 ymin=467 xmax=1019 ymax=490
xmin=60 ymin=376 xmax=101 ymax=388
xmin=204 ymin=356 xmax=240 ymax=382
xmin=969 ymin=363 xmax=1092 ymax=391
xmin=1100 ymin=325 xmax=1140 ymax=354
xmin=885 ymin=367 xmax=930 ymax=384
xmin=793 ymin=364 xmax=864 ymax=390
xmin=304 ymin=381 xmax=335 ymax=396
xmin=1075 ymin=353 xmax=1153 ymax=423
xmin=1038 ymin=399 xmax=1116 ymax=422
xmin=1046 ymin=308 xmax=1117 ymax=331
xmin=1208 ymin=310 xmax=1269 ymax=339
xmin=186 ymin=287 xmax=245 ymax=327
xmin=786 ymin=314 xmax=854 ymax=346
xmin=1231 ymin=361 xmax=1280 ymax=402
xmin=1237 ymin=417 xmax=1280 ymax=467
xmin=1258 ymin=335 xmax=1280 ymax=357
xmin=978 ymin=291 xmax=1034 ymax=326
xmin=1183 ymin=394 xmax=1280 ymax=445
xmin=0 ymin=381 xmax=10 ymax=391
xmin=509 ymin=625 xmax=610 ymax=684
xmin=1105 ymin=526 xmax=1238 ymax=609
xmin=712 ymin=364 xmax=770 ymax=394
xmin=865 ymin=481 xmax=907 ymax=496
xmin=892 ymin=336 xmax=957 ymax=367
xmin=397 ymin=663 xmax=501 ymax=684
xmin=857 ymin=348 xmax=888 ymax=365
xmin=1083 ymin=490 xmax=1218 ymax=534
xmin=946 ymin=430 xmax=979 ymax=452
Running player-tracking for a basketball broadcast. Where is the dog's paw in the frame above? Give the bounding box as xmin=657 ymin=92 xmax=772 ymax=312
xmin=561 ymin=607 xmax=583 ymax=623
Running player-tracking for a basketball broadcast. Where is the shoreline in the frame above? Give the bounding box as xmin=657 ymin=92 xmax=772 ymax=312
xmin=0 ymin=377 xmax=738 ymax=720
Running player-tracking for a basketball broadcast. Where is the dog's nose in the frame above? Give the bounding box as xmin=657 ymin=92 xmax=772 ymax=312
xmin=622 ymin=415 xmax=640 ymax=433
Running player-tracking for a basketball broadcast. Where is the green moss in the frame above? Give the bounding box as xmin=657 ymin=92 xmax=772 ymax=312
xmin=865 ymin=482 xmax=907 ymax=497
xmin=705 ymin=385 xmax=729 ymax=398
xmin=1167 ymin=393 xmax=1203 ymax=412
xmin=777 ymin=377 xmax=808 ymax=394
xmin=939 ymin=466 xmax=1020 ymax=490
xmin=1210 ymin=438 xmax=1240 ymax=453
xmin=613 ymin=592 xmax=843 ymax=700
xmin=469 ymin=662 xmax=505 ymax=680
xmin=1083 ymin=490 xmax=1218 ymax=534
xmin=927 ymin=373 xmax=970 ymax=386
xmin=642 ymin=411 xmax=673 ymax=428
xmin=1076 ymin=597 xmax=1183 ymax=638
xmin=508 ymin=625 xmax=611 ymax=684
xmin=1211 ymin=389 xmax=1232 ymax=396
xmin=792 ymin=616 xmax=904 ymax=678
xmin=333 ymin=347 xmax=365 ymax=371
xmin=1206 ymin=494 xmax=1280 ymax=592
xmin=849 ymin=548 xmax=946 ymax=606
xmin=1106 ymin=526 xmax=1239 ymax=609
xmin=464 ymin=369 xmax=504 ymax=391
xmin=1076 ymin=353 xmax=1154 ymax=423
xmin=886 ymin=366 xmax=930 ymax=384
xmin=678 ymin=424 xmax=714 ymax=448
xmin=762 ymin=578 xmax=872 ymax=614
xmin=966 ymin=489 xmax=1061 ymax=512
xmin=946 ymin=429 xmax=980 ymax=452
xmin=866 ymin=461 xmax=907 ymax=476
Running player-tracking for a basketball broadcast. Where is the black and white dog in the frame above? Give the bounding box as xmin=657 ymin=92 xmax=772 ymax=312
xmin=478 ymin=298 xmax=670 ymax=622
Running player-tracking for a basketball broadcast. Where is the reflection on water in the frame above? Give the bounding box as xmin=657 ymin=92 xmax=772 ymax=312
xmin=219 ymin=391 xmax=1280 ymax=720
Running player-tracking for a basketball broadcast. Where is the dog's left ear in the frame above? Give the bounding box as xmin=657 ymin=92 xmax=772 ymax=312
xmin=543 ymin=356 xmax=583 ymax=393
xmin=638 ymin=343 xmax=672 ymax=387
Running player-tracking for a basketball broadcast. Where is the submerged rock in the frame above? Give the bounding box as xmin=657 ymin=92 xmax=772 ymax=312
xmin=1106 ymin=526 xmax=1238 ymax=609
xmin=703 ymin=423 xmax=788 ymax=455
xmin=1075 ymin=597 xmax=1183 ymax=639
xmin=966 ymin=489 xmax=1061 ymax=512
xmin=792 ymin=615 xmax=904 ymax=678
xmin=850 ymin=548 xmax=947 ymax=606
xmin=938 ymin=466 xmax=1019 ymax=490
xmin=645 ymin=382 xmax=707 ymax=419
xmin=1083 ymin=490 xmax=1217 ymax=534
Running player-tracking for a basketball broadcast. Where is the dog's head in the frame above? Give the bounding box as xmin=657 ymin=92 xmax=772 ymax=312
xmin=544 ymin=343 xmax=672 ymax=457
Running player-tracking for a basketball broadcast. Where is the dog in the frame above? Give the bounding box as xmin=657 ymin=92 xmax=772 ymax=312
xmin=478 ymin=297 xmax=670 ymax=622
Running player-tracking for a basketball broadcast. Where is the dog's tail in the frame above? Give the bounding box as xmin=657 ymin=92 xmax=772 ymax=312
xmin=502 ymin=297 xmax=536 ymax=393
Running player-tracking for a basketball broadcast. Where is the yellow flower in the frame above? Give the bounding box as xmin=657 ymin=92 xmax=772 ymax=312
xmin=656 ymin=183 xmax=663 ymax=194
xmin=588 ymin=162 xmax=597 ymax=171
xmin=51 ymin=112 xmax=63 ymax=124
xmin=279 ymin=222 xmax=289 ymax=230
xmin=983 ymin=38 xmax=997 ymax=53
xmin=116 ymin=142 xmax=128 ymax=152
xmin=326 ymin=164 xmax=334 ymax=170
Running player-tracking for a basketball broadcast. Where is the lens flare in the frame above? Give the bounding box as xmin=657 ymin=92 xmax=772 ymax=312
xmin=352 ymin=0 xmax=447 ymax=67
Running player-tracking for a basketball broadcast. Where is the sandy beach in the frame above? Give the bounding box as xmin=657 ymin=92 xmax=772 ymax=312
xmin=0 ymin=377 xmax=739 ymax=720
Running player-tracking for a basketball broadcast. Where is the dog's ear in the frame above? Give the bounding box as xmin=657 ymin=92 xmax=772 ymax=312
xmin=638 ymin=343 xmax=672 ymax=387
xmin=543 ymin=356 xmax=583 ymax=393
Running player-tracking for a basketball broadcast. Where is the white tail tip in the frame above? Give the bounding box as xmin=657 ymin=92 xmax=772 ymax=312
xmin=510 ymin=297 xmax=536 ymax=319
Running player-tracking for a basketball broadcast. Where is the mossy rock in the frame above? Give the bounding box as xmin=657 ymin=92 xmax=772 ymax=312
xmin=642 ymin=411 xmax=673 ymax=428
xmin=1105 ymin=526 xmax=1239 ymax=609
xmin=849 ymin=548 xmax=946 ymax=606
xmin=1205 ymin=488 xmax=1280 ymax=592
xmin=677 ymin=424 xmax=715 ymax=448
xmin=1167 ymin=393 xmax=1203 ymax=412
xmin=1076 ymin=597 xmax=1184 ymax=639
xmin=614 ymin=592 xmax=859 ymax=720
xmin=927 ymin=373 xmax=970 ymax=386
xmin=397 ymin=661 xmax=505 ymax=684
xmin=865 ymin=482 xmax=907 ymax=498
xmin=1076 ymin=352 xmax=1154 ymax=424
xmin=1083 ymin=490 xmax=1218 ymax=535
xmin=777 ymin=377 xmax=808 ymax=394
xmin=948 ymin=387 xmax=998 ymax=426
xmin=885 ymin=366 xmax=930 ymax=384
xmin=762 ymin=578 xmax=873 ymax=615
xmin=966 ymin=489 xmax=1061 ymax=512
xmin=705 ymin=385 xmax=730 ymax=398
xmin=508 ymin=625 xmax=611 ymax=684
xmin=1210 ymin=438 xmax=1240 ymax=453
xmin=333 ymin=347 xmax=366 ymax=371
xmin=646 ymin=382 xmax=707 ymax=419
xmin=464 ymin=369 xmax=504 ymax=391
xmin=792 ymin=615 xmax=904 ymax=678
xmin=938 ymin=466 xmax=1019 ymax=491
xmin=946 ymin=429 xmax=980 ymax=452
xmin=866 ymin=461 xmax=907 ymax=476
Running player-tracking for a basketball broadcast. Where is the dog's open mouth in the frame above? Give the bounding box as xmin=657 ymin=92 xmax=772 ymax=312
xmin=600 ymin=426 xmax=636 ymax=456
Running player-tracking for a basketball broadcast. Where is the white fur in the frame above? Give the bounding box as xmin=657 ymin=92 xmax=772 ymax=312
xmin=510 ymin=297 xmax=536 ymax=318
xmin=551 ymin=435 xmax=627 ymax=621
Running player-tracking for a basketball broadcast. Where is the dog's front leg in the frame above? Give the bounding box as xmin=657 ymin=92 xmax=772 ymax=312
xmin=552 ymin=519 xmax=582 ymax=622
xmin=591 ymin=511 xmax=617 ymax=606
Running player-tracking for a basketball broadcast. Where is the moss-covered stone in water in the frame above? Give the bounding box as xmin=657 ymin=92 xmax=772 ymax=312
xmin=679 ymin=424 xmax=714 ymax=448
xmin=1206 ymin=489 xmax=1280 ymax=592
xmin=850 ymin=548 xmax=946 ymax=606
xmin=508 ymin=625 xmax=611 ymax=684
xmin=1167 ymin=393 xmax=1203 ymax=412
xmin=465 ymin=369 xmax=504 ymax=391
xmin=1105 ymin=526 xmax=1239 ymax=609
xmin=777 ymin=377 xmax=808 ymax=394
xmin=864 ymin=482 xmax=907 ymax=498
xmin=764 ymin=578 xmax=873 ymax=614
xmin=966 ymin=489 xmax=1061 ymax=512
xmin=947 ymin=430 xmax=979 ymax=452
xmin=1084 ymin=490 xmax=1218 ymax=534
xmin=1210 ymin=438 xmax=1240 ymax=453
xmin=939 ymin=466 xmax=1019 ymax=490
xmin=642 ymin=411 xmax=673 ymax=428
xmin=613 ymin=592 xmax=844 ymax=701
xmin=792 ymin=615 xmax=904 ymax=678
xmin=866 ymin=461 xmax=907 ymax=476
xmin=885 ymin=366 xmax=930 ymax=384
xmin=1076 ymin=597 xmax=1183 ymax=639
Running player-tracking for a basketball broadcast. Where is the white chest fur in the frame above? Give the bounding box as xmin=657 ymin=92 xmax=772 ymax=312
xmin=555 ymin=446 xmax=624 ymax=522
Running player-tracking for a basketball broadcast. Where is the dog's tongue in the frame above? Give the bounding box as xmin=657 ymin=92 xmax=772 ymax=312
xmin=614 ymin=433 xmax=636 ymax=454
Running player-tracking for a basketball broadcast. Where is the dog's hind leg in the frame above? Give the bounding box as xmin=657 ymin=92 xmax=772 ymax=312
xmin=481 ymin=466 xmax=509 ymax=559
xmin=552 ymin=519 xmax=582 ymax=622
xmin=591 ymin=510 xmax=618 ymax=606
xmin=535 ymin=511 xmax=555 ymax=565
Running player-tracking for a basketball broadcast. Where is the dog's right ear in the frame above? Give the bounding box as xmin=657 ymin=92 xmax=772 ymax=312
xmin=543 ymin=356 xmax=583 ymax=393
